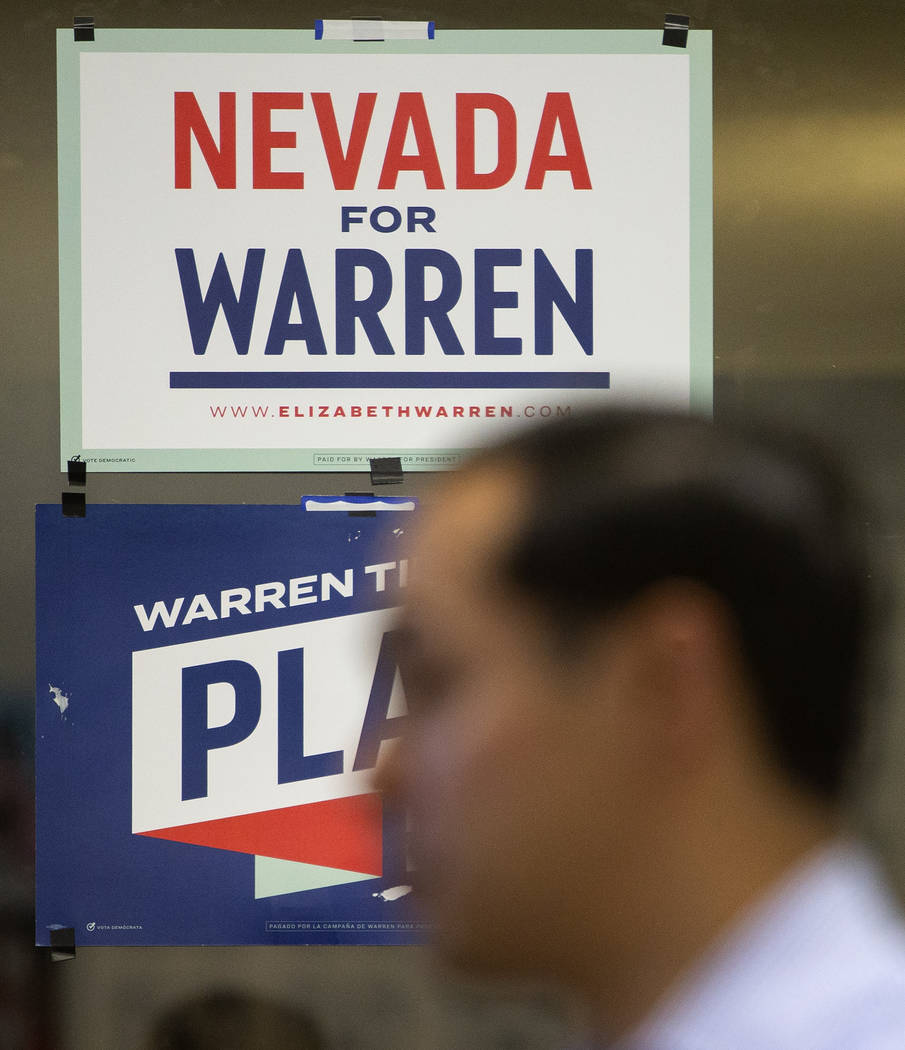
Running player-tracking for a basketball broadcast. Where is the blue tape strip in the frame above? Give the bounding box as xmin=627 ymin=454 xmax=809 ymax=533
xmin=314 ymin=19 xmax=324 ymax=40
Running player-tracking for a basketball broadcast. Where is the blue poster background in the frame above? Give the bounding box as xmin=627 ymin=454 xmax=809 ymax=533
xmin=35 ymin=504 xmax=421 ymax=946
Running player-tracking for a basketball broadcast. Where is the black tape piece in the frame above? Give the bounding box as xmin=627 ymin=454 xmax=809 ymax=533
xmin=663 ymin=13 xmax=690 ymax=47
xmin=73 ymin=16 xmax=95 ymax=42
xmin=369 ymin=457 xmax=404 ymax=486
xmin=62 ymin=492 xmax=86 ymax=518
xmin=67 ymin=455 xmax=86 ymax=486
xmin=49 ymin=925 xmax=76 ymax=961
xmin=345 ymin=491 xmax=377 ymax=518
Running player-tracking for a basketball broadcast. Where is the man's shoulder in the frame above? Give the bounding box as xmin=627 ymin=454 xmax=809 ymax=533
xmin=625 ymin=840 xmax=905 ymax=1050
xmin=720 ymin=839 xmax=905 ymax=1048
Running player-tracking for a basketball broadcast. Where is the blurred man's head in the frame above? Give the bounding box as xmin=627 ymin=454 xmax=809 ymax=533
xmin=378 ymin=409 xmax=872 ymax=1029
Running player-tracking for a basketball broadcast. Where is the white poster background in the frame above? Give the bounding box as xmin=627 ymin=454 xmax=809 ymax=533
xmin=132 ymin=608 xmax=403 ymax=834
xmin=78 ymin=49 xmax=690 ymax=452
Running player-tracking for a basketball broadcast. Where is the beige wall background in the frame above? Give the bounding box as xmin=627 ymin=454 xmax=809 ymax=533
xmin=3 ymin=1 xmax=905 ymax=1046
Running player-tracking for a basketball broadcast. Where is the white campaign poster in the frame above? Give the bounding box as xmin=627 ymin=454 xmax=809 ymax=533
xmin=58 ymin=29 xmax=711 ymax=471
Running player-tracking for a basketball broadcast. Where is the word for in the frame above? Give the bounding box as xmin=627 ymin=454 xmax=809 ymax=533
xmin=340 ymin=205 xmax=435 ymax=233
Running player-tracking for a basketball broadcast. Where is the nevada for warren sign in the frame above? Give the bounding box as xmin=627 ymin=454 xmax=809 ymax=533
xmin=58 ymin=28 xmax=711 ymax=470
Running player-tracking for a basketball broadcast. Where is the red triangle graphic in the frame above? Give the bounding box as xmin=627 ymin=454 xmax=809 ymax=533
xmin=138 ymin=793 xmax=382 ymax=875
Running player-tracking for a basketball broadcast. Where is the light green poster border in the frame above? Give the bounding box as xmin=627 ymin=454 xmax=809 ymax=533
xmin=57 ymin=28 xmax=712 ymax=472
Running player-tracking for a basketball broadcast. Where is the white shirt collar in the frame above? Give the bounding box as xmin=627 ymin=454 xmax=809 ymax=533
xmin=614 ymin=839 xmax=905 ymax=1050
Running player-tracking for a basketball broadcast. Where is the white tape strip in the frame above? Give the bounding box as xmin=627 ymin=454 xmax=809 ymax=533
xmin=314 ymin=19 xmax=435 ymax=41
xmin=302 ymin=496 xmax=417 ymax=512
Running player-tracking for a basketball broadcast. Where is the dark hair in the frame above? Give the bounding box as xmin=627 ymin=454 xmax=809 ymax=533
xmin=479 ymin=408 xmax=872 ymax=804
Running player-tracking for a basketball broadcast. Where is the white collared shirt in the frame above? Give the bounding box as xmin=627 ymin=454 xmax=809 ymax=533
xmin=617 ymin=841 xmax=905 ymax=1050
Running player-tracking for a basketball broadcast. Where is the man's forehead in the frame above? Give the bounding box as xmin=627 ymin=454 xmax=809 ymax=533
xmin=413 ymin=461 xmax=528 ymax=583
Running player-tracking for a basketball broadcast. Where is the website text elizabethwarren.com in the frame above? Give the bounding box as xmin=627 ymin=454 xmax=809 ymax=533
xmin=208 ymin=403 xmax=574 ymax=420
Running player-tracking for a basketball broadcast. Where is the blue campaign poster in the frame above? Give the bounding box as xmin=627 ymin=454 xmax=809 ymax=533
xmin=35 ymin=504 xmax=423 ymax=946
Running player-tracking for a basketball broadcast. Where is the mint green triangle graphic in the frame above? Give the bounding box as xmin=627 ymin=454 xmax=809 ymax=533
xmin=254 ymin=854 xmax=377 ymax=899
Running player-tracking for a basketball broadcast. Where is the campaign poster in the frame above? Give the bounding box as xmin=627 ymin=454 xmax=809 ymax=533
xmin=35 ymin=503 xmax=420 ymax=946
xmin=57 ymin=28 xmax=712 ymax=471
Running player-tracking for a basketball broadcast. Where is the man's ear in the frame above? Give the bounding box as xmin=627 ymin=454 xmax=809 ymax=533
xmin=589 ymin=579 xmax=749 ymax=779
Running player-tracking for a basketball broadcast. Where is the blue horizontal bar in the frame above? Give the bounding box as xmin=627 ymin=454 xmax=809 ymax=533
xmin=170 ymin=371 xmax=610 ymax=390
